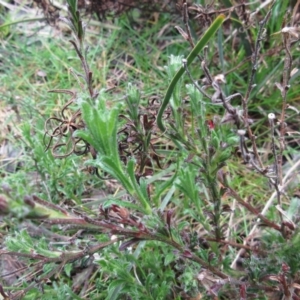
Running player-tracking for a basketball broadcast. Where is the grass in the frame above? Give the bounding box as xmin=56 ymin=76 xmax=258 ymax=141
xmin=1 ymin=0 xmax=300 ymax=299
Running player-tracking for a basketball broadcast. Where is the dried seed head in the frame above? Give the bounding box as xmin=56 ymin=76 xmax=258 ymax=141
xmin=237 ymin=129 xmax=246 ymax=136
xmin=268 ymin=113 xmax=276 ymax=120
xmin=214 ymin=74 xmax=226 ymax=84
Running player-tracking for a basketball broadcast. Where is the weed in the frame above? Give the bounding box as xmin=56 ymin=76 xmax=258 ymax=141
xmin=1 ymin=0 xmax=300 ymax=299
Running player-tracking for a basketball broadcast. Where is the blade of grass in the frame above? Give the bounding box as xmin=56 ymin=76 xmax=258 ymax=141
xmin=157 ymin=14 xmax=226 ymax=132
xmin=0 ymin=18 xmax=46 ymax=30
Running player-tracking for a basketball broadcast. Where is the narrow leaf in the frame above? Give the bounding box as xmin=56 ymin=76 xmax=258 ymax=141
xmin=157 ymin=14 xmax=225 ymax=132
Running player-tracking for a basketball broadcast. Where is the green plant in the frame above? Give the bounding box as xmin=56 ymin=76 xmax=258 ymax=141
xmin=2 ymin=0 xmax=300 ymax=299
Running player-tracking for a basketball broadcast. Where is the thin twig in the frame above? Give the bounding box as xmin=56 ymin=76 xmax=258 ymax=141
xmin=183 ymin=2 xmax=195 ymax=49
xmin=182 ymin=59 xmax=211 ymax=101
xmin=268 ymin=113 xmax=281 ymax=206
xmin=278 ymin=28 xmax=293 ymax=185
xmin=227 ymin=187 xmax=281 ymax=232
xmin=243 ymin=1 xmax=275 ymax=169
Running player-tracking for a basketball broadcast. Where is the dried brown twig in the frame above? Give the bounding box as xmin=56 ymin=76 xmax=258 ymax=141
xmin=242 ymin=1 xmax=275 ymax=171
xmin=43 ymin=90 xmax=87 ymax=158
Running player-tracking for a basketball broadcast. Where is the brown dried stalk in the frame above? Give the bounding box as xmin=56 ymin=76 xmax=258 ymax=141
xmin=43 ymin=90 xmax=87 ymax=158
xmin=242 ymin=1 xmax=275 ymax=170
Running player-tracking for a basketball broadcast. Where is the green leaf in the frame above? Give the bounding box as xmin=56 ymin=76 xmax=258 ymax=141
xmin=127 ymin=160 xmax=152 ymax=214
xmin=153 ymin=171 xmax=177 ymax=208
xmin=79 ymin=100 xmax=121 ymax=163
xmin=64 ymin=263 xmax=73 ymax=278
xmin=139 ymin=177 xmax=150 ymax=203
xmin=99 ymin=156 xmax=132 ymax=190
xmin=157 ymin=14 xmax=226 ymax=132
xmin=126 ymin=83 xmax=140 ymax=122
xmin=164 ymin=252 xmax=175 ymax=266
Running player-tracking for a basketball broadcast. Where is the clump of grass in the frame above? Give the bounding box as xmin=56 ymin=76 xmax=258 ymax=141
xmin=1 ymin=0 xmax=300 ymax=299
